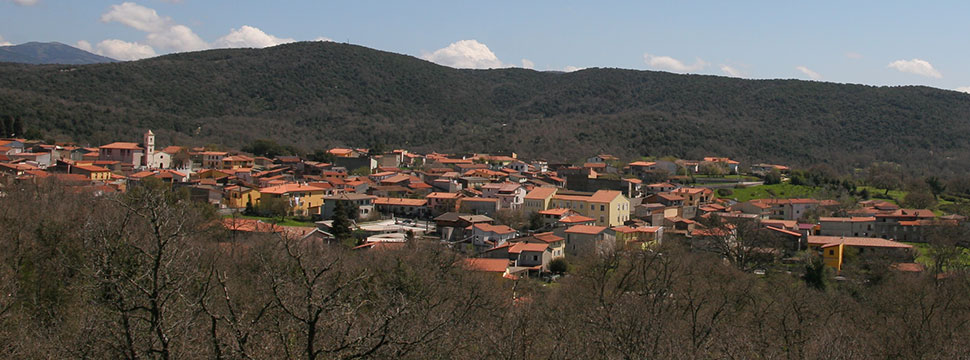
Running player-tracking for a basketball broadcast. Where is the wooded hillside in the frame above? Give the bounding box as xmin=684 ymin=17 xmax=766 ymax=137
xmin=2 ymin=41 xmax=970 ymax=174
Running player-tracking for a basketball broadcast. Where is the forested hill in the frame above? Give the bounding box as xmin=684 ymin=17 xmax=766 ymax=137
xmin=2 ymin=41 xmax=970 ymax=174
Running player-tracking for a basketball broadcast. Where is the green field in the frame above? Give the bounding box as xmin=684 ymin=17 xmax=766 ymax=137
xmin=905 ymin=242 xmax=970 ymax=271
xmin=226 ymin=214 xmax=316 ymax=227
xmin=716 ymin=183 xmax=820 ymax=202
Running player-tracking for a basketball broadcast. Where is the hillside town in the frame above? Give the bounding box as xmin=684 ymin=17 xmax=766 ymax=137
xmin=0 ymin=130 xmax=963 ymax=279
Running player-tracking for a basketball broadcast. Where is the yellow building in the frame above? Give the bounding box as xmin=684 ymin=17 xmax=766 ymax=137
xmin=224 ymin=185 xmax=261 ymax=209
xmin=221 ymin=155 xmax=255 ymax=170
xmin=523 ymin=187 xmax=630 ymax=227
xmin=523 ymin=187 xmax=558 ymax=214
xmin=807 ymin=236 xmax=913 ymax=271
xmin=72 ymin=164 xmax=112 ymax=181
xmin=258 ymin=184 xmax=326 ymax=217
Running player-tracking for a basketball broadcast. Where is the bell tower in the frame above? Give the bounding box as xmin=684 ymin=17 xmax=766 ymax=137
xmin=144 ymin=129 xmax=155 ymax=167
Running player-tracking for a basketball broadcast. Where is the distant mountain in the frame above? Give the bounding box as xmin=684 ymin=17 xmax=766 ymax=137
xmin=0 ymin=42 xmax=117 ymax=65
xmin=1 ymin=41 xmax=970 ymax=175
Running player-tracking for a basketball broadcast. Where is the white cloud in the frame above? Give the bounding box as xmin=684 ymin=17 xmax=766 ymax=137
xmin=720 ymin=65 xmax=743 ymax=77
xmin=7 ymin=0 xmax=39 ymax=6
xmin=796 ymin=66 xmax=821 ymax=80
xmin=213 ymin=25 xmax=294 ymax=49
xmin=422 ymin=40 xmax=505 ymax=69
xmin=845 ymin=52 xmax=863 ymax=59
xmin=956 ymin=87 xmax=970 ymax=94
xmin=521 ymin=59 xmax=534 ymax=69
xmin=78 ymin=39 xmax=156 ymax=60
xmin=563 ymin=65 xmax=584 ymax=72
xmin=0 ymin=35 xmax=12 ymax=46
xmin=101 ymin=2 xmax=169 ymax=33
xmin=75 ymin=40 xmax=93 ymax=52
xmin=643 ymin=53 xmax=707 ymax=73
xmin=101 ymin=2 xmax=206 ymax=52
xmin=887 ymin=58 xmax=942 ymax=78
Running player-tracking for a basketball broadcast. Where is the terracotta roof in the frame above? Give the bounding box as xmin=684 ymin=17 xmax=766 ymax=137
xmin=819 ymin=217 xmax=876 ymax=223
xmin=559 ymin=215 xmax=595 ymax=224
xmin=765 ymin=226 xmax=802 ymax=237
xmin=73 ymin=164 xmax=111 ymax=173
xmin=627 ymin=161 xmax=656 ymax=167
xmin=472 ymin=223 xmax=516 ymax=235
xmin=808 ymin=236 xmax=912 ymax=249
xmin=260 ymin=184 xmax=326 ymax=195
xmin=538 ymin=208 xmax=572 ymax=216
xmin=374 ymin=197 xmax=427 ymax=206
xmin=565 ymin=225 xmax=607 ymax=235
xmin=525 ymin=187 xmax=558 ymax=200
xmin=463 ymin=258 xmax=510 ymax=272
xmin=508 ymin=242 xmax=549 ymax=254
xmin=533 ymin=232 xmax=564 ymax=243
xmin=673 ymin=187 xmax=713 ymax=195
xmin=461 ymin=197 xmax=498 ymax=203
xmin=100 ymin=142 xmax=142 ymax=150
xmin=426 ymin=192 xmax=463 ymax=199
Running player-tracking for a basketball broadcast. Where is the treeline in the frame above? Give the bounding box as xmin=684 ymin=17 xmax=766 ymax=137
xmin=2 ymin=41 xmax=970 ymax=174
xmin=2 ymin=181 xmax=970 ymax=359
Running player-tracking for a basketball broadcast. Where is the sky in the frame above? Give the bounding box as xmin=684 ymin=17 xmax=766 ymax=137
xmin=1 ymin=0 xmax=968 ymax=93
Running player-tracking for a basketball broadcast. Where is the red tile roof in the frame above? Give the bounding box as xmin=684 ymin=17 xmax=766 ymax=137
xmin=463 ymin=258 xmax=510 ymax=272
xmin=565 ymin=225 xmax=607 ymax=235
xmin=508 ymin=242 xmax=549 ymax=254
xmin=100 ymin=142 xmax=142 ymax=150
xmin=808 ymin=236 xmax=912 ymax=249
xmin=525 ymin=186 xmax=558 ymax=200
xmin=260 ymin=184 xmax=326 ymax=195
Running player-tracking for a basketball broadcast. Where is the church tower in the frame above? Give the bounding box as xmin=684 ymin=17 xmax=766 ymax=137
xmin=144 ymin=129 xmax=155 ymax=168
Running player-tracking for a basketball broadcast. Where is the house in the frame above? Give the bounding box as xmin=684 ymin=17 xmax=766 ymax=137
xmin=612 ymin=225 xmax=664 ymax=248
xmin=426 ymin=192 xmax=464 ymax=215
xmin=537 ymin=208 xmax=581 ymax=229
xmin=703 ymin=157 xmax=740 ymax=174
xmin=373 ymin=197 xmax=429 ymax=218
xmin=671 ymin=187 xmax=715 ymax=207
xmin=221 ymin=155 xmax=255 ymax=169
xmin=750 ymin=163 xmax=790 ymax=175
xmin=462 ymin=258 xmax=513 ymax=278
xmin=522 ymin=187 xmax=559 ymax=214
xmin=818 ymin=217 xmax=876 ymax=237
xmin=484 ymin=242 xmax=553 ymax=273
xmin=224 ymin=185 xmax=261 ymax=209
xmin=99 ymin=142 xmax=144 ymax=168
xmin=260 ymin=184 xmax=327 ymax=217
xmin=525 ymin=187 xmax=631 ymax=227
xmin=564 ymin=225 xmax=616 ymax=256
xmin=9 ymin=152 xmax=52 ymax=168
xmin=807 ymin=236 xmax=913 ymax=271
xmin=458 ymin=197 xmax=499 ymax=217
xmin=645 ymin=182 xmax=680 ymax=194
xmin=71 ymin=164 xmax=112 ymax=181
xmin=322 ymin=193 xmax=377 ymax=220
xmin=480 ymin=182 xmax=527 ymax=210
xmin=199 ymin=151 xmax=228 ymax=169
xmin=645 ymin=192 xmax=684 ymax=207
xmin=512 ymin=232 xmax=566 ymax=260
xmin=470 ymin=223 xmax=518 ymax=249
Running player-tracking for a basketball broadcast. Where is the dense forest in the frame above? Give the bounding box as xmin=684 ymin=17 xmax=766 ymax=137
xmin=2 ymin=41 xmax=970 ymax=174
xmin=2 ymin=179 xmax=969 ymax=359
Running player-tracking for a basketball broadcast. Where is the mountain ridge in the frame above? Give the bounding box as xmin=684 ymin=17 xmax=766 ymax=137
xmin=0 ymin=41 xmax=117 ymax=65
xmin=1 ymin=41 xmax=969 ymax=174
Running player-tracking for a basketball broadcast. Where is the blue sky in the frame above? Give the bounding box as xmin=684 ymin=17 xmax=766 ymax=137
xmin=2 ymin=0 xmax=968 ymax=92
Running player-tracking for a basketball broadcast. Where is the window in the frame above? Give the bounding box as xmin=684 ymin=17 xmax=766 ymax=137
xmin=533 ymin=255 xmax=538 ymax=261
xmin=829 ymin=250 xmax=834 ymax=255
xmin=600 ymin=205 xmax=605 ymax=211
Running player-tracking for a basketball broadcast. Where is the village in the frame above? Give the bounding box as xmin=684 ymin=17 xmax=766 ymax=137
xmin=0 ymin=130 xmax=964 ymax=280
